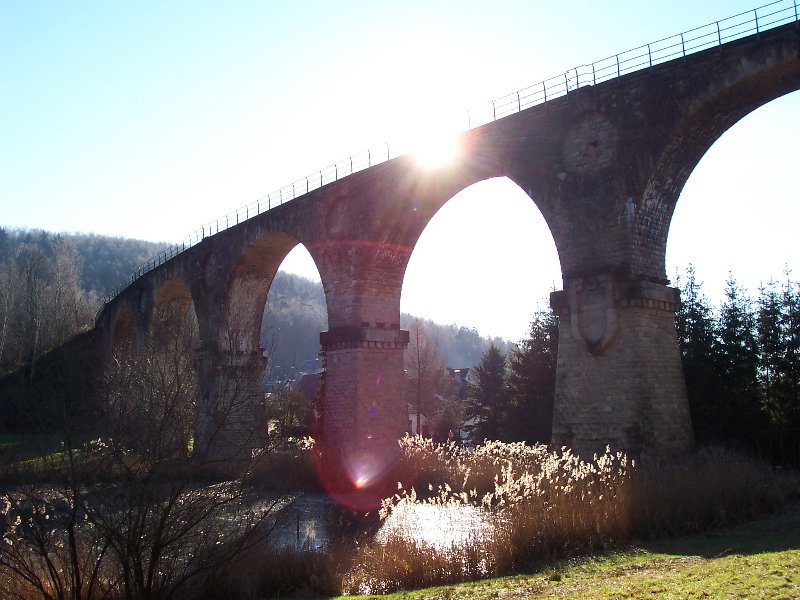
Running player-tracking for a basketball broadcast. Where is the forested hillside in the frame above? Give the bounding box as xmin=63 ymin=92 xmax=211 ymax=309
xmin=1 ymin=228 xmax=166 ymax=297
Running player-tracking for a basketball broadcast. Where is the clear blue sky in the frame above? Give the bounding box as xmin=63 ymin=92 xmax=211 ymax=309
xmin=2 ymin=1 xmax=798 ymax=342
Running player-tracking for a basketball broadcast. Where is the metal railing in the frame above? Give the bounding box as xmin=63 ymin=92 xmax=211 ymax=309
xmin=100 ymin=0 xmax=799 ymax=313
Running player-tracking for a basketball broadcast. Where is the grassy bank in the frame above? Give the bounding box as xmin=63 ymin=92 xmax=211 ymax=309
xmin=336 ymin=504 xmax=800 ymax=599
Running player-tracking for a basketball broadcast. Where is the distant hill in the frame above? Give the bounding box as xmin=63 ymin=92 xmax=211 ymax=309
xmin=1 ymin=228 xmax=166 ymax=297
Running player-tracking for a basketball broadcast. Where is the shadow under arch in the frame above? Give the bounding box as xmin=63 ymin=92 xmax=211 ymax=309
xmin=110 ymin=304 xmax=135 ymax=353
xmin=222 ymin=231 xmax=319 ymax=359
xmin=150 ymin=276 xmax=198 ymax=353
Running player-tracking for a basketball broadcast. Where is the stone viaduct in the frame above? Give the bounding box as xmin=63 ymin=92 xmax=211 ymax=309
xmin=95 ymin=18 xmax=800 ymax=500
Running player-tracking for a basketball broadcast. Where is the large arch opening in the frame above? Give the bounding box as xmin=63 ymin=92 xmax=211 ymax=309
xmin=224 ymin=233 xmax=327 ymax=447
xmin=263 ymin=244 xmax=327 ymax=385
xmin=400 ymin=176 xmax=562 ymax=443
xmin=261 ymin=243 xmax=327 ymax=447
xmin=666 ymin=91 xmax=800 ymax=301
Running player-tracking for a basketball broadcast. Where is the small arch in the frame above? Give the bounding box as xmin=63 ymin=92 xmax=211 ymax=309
xmin=151 ymin=277 xmax=196 ymax=352
xmin=262 ymin=245 xmax=327 ymax=383
xmin=110 ymin=304 xmax=135 ymax=352
xmin=223 ymin=231 xmax=302 ymax=357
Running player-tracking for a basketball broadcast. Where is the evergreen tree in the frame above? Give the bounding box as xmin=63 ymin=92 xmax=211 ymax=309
xmin=716 ymin=273 xmax=764 ymax=443
xmin=757 ymin=280 xmax=785 ymax=425
xmin=778 ymin=272 xmax=800 ymax=428
xmin=464 ymin=343 xmax=508 ymax=443
xmin=675 ymin=265 xmax=723 ymax=442
xmin=506 ymin=308 xmax=558 ymax=444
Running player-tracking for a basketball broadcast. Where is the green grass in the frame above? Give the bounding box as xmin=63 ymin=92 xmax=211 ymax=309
xmin=335 ymin=504 xmax=800 ymax=599
xmin=0 ymin=432 xmax=93 ymax=479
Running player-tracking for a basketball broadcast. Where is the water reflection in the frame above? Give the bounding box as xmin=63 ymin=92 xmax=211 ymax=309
xmin=270 ymin=494 xmax=335 ymax=551
xmin=376 ymin=501 xmax=495 ymax=549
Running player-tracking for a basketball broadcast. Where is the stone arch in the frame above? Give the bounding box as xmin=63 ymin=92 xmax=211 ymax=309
xmin=110 ymin=304 xmax=136 ymax=353
xmin=142 ymin=276 xmax=201 ymax=454
xmin=194 ymin=230 xmax=324 ymax=457
xmin=221 ymin=230 xmax=306 ymax=357
xmin=150 ymin=276 xmax=197 ymax=352
xmin=637 ymin=70 xmax=800 ymax=282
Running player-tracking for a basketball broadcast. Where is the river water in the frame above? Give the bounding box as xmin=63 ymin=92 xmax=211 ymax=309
xmin=270 ymin=493 xmax=495 ymax=551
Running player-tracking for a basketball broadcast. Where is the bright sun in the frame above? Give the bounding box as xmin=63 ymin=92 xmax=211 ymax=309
xmin=412 ymin=131 xmax=461 ymax=167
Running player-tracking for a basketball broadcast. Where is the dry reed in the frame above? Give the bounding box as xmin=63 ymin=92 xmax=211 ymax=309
xmin=339 ymin=436 xmax=799 ymax=595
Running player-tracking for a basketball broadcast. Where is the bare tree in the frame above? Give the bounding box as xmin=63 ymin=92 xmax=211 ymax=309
xmin=0 ymin=258 xmax=16 ymax=371
xmin=0 ymin=302 xmax=279 ymax=600
xmin=0 ymin=237 xmax=91 ymax=378
xmin=405 ymin=319 xmax=449 ymax=437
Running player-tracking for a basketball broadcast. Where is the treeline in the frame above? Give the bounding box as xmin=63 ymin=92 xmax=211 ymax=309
xmin=677 ymin=266 xmax=800 ymax=461
xmin=399 ymin=315 xmax=512 ymax=368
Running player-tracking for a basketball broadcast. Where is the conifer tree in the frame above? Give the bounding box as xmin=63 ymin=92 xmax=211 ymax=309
xmin=675 ymin=265 xmax=723 ymax=442
xmin=464 ymin=343 xmax=508 ymax=443
xmin=506 ymin=308 xmax=558 ymax=444
xmin=779 ymin=272 xmax=800 ymax=428
xmin=716 ymin=273 xmax=765 ymax=443
xmin=757 ymin=280 xmax=785 ymax=425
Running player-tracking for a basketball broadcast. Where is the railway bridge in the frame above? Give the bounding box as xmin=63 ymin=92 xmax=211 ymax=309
xmin=95 ymin=6 xmax=800 ymax=503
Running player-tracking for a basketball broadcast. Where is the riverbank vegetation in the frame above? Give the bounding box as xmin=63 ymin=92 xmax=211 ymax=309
xmin=177 ymin=437 xmax=798 ymax=598
xmin=2 ymin=432 xmax=796 ymax=598
xmin=334 ymin=437 xmax=799 ymax=596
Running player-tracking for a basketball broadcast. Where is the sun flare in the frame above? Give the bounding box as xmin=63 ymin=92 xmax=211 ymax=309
xmin=411 ymin=131 xmax=461 ymax=168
